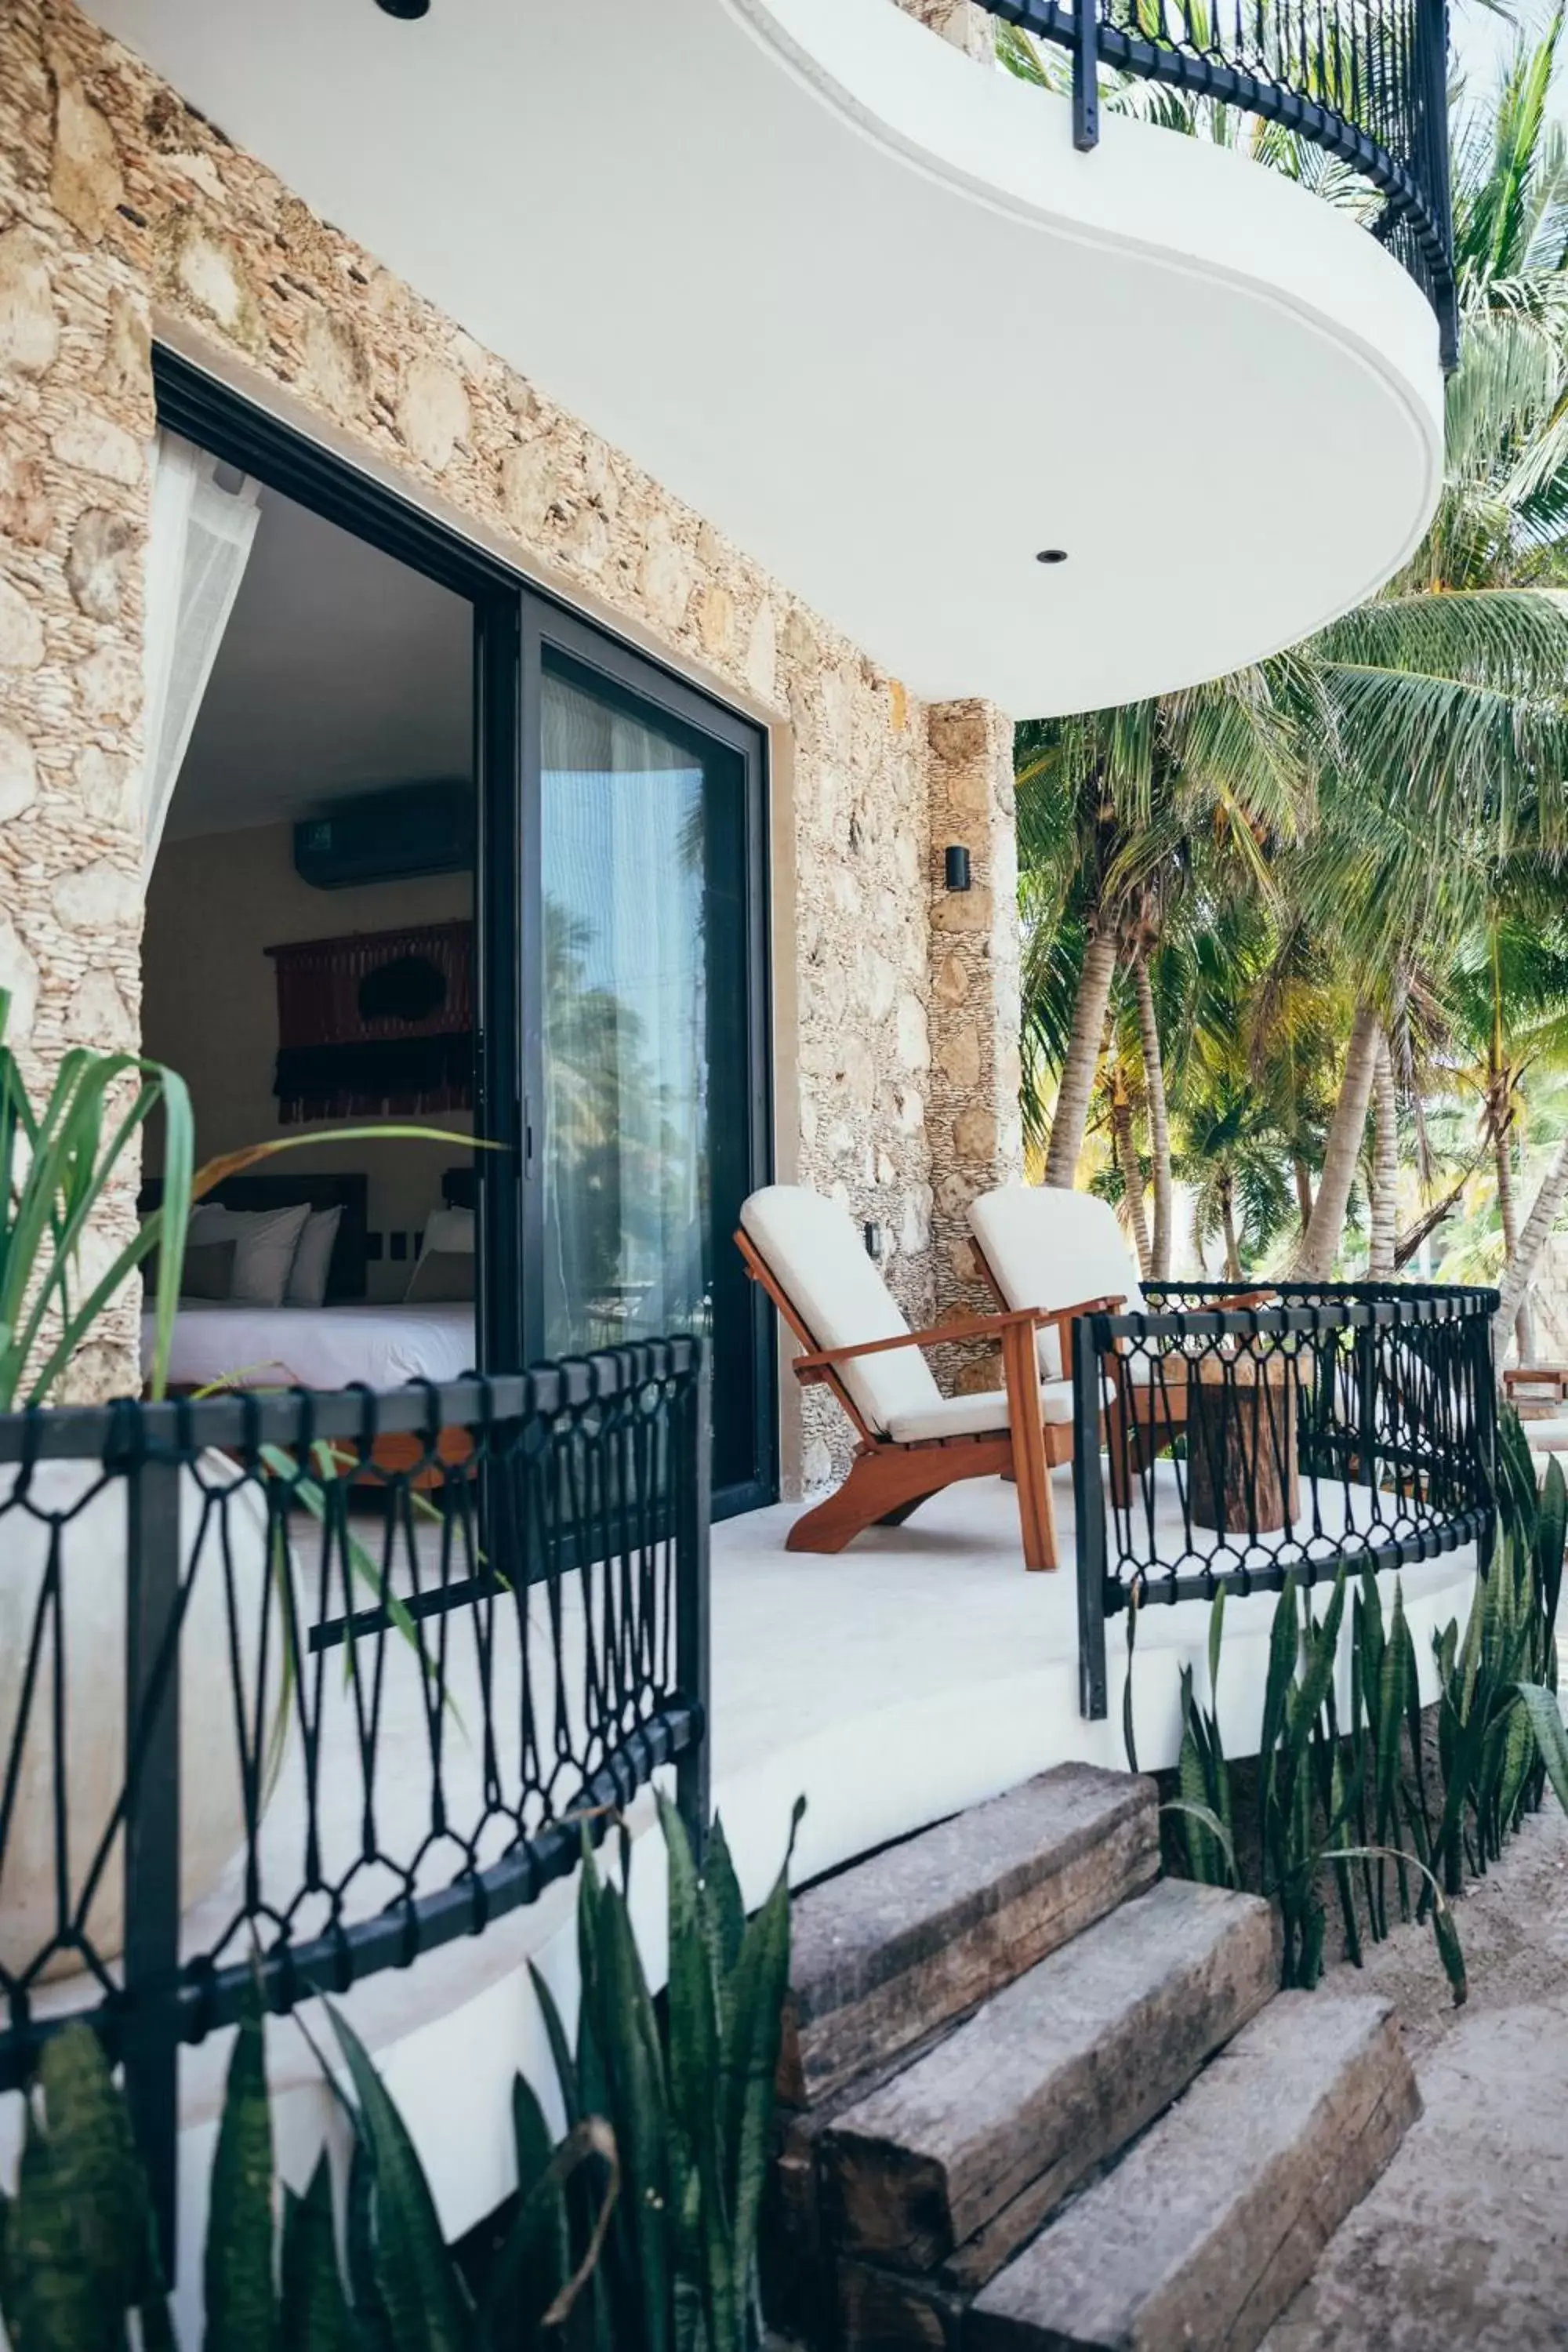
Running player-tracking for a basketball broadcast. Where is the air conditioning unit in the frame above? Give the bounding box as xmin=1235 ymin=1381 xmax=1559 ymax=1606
xmin=293 ymin=782 xmax=474 ymax=890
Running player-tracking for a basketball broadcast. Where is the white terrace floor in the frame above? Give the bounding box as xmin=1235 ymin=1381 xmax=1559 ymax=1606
xmin=13 ymin=1461 xmax=1485 ymax=2323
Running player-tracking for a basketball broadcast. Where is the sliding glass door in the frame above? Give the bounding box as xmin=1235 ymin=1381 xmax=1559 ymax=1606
xmin=147 ymin=355 xmax=775 ymax=1516
xmin=520 ymin=609 xmax=772 ymax=1515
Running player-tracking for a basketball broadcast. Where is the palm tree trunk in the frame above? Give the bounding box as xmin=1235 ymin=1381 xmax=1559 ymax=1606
xmin=1367 ymin=1029 xmax=1399 ymax=1279
xmin=1293 ymin=1000 xmax=1381 ymax=1282
xmin=1044 ymin=928 xmax=1119 ymax=1189
xmin=1133 ymin=955 xmax=1173 ymax=1278
xmin=1494 ymin=1134 xmax=1568 ymax=1357
xmin=1293 ymin=1155 xmax=1315 ymax=1239
xmin=1220 ymin=1178 xmax=1242 ymax=1280
xmin=1109 ymin=1075 xmax=1152 ymax=1277
xmin=1492 ymin=1095 xmax=1534 ymax=1363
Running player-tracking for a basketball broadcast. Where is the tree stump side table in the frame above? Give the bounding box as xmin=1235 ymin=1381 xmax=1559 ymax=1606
xmin=1189 ymin=1350 xmax=1299 ymax=1535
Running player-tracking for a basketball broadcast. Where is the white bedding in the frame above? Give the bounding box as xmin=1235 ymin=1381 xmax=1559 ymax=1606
xmin=142 ymin=1302 xmax=476 ymax=1395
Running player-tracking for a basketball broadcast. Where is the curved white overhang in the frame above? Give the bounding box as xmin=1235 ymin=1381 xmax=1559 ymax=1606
xmin=82 ymin=0 xmax=1444 ymax=713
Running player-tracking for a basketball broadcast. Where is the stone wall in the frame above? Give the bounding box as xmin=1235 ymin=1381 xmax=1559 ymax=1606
xmin=893 ymin=0 xmax=999 ymax=62
xmin=0 ymin=0 xmax=1022 ymax=1486
xmin=925 ymin=699 xmax=1025 ymax=1378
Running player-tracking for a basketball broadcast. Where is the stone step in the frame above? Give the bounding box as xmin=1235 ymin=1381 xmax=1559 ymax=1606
xmin=967 ymin=1992 xmax=1420 ymax=2352
xmin=819 ymin=1877 xmax=1279 ymax=2280
xmin=780 ymin=1764 xmax=1159 ymax=2109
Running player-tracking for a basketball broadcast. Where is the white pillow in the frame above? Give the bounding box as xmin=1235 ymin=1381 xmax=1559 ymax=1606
xmin=421 ymin=1207 xmax=475 ymax=1257
xmin=187 ymin=1201 xmax=311 ymax=1309
xmin=285 ymin=1206 xmax=343 ymax=1308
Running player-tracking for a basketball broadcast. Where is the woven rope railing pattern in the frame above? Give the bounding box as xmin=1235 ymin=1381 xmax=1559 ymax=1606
xmin=1069 ymin=1280 xmax=1496 ymax=1716
xmin=0 ymin=1342 xmax=709 ymax=2263
xmin=978 ymin=0 xmax=1457 ymax=366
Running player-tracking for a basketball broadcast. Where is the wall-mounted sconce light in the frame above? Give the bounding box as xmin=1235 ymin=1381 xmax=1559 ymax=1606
xmin=864 ymin=1221 xmax=886 ymax=1262
xmin=945 ymin=845 xmax=972 ymax=892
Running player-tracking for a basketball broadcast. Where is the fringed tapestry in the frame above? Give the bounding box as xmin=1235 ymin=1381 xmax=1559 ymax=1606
xmin=268 ymin=920 xmax=474 ymax=1123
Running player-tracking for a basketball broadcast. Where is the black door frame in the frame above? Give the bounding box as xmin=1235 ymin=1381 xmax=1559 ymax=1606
xmin=151 ymin=348 xmax=776 ymax=1515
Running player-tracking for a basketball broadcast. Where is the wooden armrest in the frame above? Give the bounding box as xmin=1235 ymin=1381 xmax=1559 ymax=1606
xmin=1033 ymin=1293 xmax=1126 ymax=1335
xmin=794 ymin=1305 xmax=1045 ymax=1374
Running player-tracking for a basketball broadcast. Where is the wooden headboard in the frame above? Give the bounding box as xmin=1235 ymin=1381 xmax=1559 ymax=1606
xmin=139 ymin=1171 xmax=370 ymax=1301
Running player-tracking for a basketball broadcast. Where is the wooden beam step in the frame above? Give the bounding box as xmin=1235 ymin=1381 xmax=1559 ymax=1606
xmin=967 ymin=1992 xmax=1420 ymax=2352
xmin=820 ymin=1878 xmax=1279 ymax=2276
xmin=781 ymin=1764 xmax=1159 ymax=2108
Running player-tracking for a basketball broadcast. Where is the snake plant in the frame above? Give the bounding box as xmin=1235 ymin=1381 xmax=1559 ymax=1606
xmin=0 ymin=2002 xmax=613 ymax=2352
xmin=530 ymin=1793 xmax=802 ymax=2352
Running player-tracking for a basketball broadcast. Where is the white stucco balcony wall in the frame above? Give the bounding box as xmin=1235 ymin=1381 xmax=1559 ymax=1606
xmin=84 ymin=0 xmax=1445 ymax=715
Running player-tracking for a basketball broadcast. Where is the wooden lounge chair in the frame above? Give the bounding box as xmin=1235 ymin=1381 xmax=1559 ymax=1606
xmin=737 ymin=1184 xmax=1105 ymax=1571
xmin=968 ymin=1185 xmax=1271 ymax=1492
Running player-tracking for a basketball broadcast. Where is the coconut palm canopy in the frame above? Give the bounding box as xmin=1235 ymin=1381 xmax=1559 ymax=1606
xmin=1014 ymin=14 xmax=1568 ymax=1345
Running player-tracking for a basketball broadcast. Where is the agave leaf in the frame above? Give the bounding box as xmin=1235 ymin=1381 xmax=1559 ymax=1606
xmin=1326 ymin=1846 xmax=1468 ymax=2003
xmin=343 ymin=2136 xmax=393 ymax=2352
xmin=1160 ymin=1797 xmax=1239 ymax=1887
xmin=575 ymin=1841 xmax=673 ymax=2352
xmin=1123 ymin=1581 xmax=1141 ymax=1775
xmin=1287 ymin=1569 xmax=1348 ymax=1754
xmin=1497 ymin=1693 xmax=1537 ymax=1837
xmin=279 ymin=2157 xmax=352 ymax=2352
xmin=3 ymin=2084 xmax=117 ymax=2352
xmin=658 ymin=1791 xmax=731 ymax=2334
xmin=326 ymin=2005 xmax=474 ymax=2352
xmin=38 ymin=2024 xmax=167 ymax=2330
xmin=718 ymin=1796 xmax=802 ymax=2328
xmin=1258 ymin=1577 xmax=1301 ymax=1813
xmin=204 ymin=1998 xmax=278 ymax=2352
xmin=1538 ymin=1455 xmax=1566 ymax=1633
xmin=528 ymin=1962 xmax=582 ymax=2129
xmin=1517 ymin=1681 xmax=1568 ymax=1817
xmin=704 ymin=1814 xmax=746 ymax=2034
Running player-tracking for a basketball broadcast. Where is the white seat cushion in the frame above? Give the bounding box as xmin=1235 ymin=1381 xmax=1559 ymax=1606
xmin=741 ymin=1185 xmax=943 ymax=1437
xmin=970 ymin=1184 xmax=1142 ymax=1378
xmin=885 ymin=1377 xmax=1081 ymax=1446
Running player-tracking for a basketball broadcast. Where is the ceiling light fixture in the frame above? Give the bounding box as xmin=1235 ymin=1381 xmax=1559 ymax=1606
xmin=375 ymin=0 xmax=430 ymax=16
xmin=1036 ymin=548 xmax=1069 ymax=565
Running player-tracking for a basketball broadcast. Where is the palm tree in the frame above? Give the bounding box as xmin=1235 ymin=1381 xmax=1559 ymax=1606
xmin=1016 ymin=678 xmax=1299 ymax=1211
xmin=1014 ymin=18 xmax=1568 ymax=1305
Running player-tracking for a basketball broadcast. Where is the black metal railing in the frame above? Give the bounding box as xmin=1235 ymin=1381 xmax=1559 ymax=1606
xmin=1070 ymin=1280 xmax=1495 ymax=1715
xmin=0 ymin=1341 xmax=709 ymax=2267
xmin=978 ymin=0 xmax=1457 ymax=367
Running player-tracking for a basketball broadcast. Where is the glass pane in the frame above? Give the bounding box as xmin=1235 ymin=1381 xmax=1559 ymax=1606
xmin=540 ymin=664 xmax=717 ymax=1365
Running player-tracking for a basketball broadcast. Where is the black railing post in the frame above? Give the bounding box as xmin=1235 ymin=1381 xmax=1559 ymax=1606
xmin=122 ymin=1443 xmax=183 ymax=2278
xmin=675 ymin=1344 xmax=711 ymax=1868
xmin=1072 ymin=1312 xmax=1109 ymax=1719
xmin=1073 ymin=0 xmax=1100 ymax=150
xmin=1421 ymin=0 xmax=1457 ymax=369
xmin=1356 ymin=1316 xmax=1380 ymax=1490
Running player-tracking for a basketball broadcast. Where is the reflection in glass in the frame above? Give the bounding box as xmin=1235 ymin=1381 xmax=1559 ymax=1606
xmin=541 ymin=668 xmax=710 ymax=1357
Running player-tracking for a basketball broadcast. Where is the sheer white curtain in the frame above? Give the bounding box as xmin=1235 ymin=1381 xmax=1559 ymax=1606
xmin=140 ymin=430 xmax=260 ymax=877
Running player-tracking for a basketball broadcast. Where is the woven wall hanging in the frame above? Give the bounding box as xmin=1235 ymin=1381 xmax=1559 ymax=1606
xmin=267 ymin=920 xmax=474 ymax=1123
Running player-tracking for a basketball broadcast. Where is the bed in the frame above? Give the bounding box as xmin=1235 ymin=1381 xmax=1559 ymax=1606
xmin=137 ymin=1169 xmax=478 ymax=1479
xmin=142 ymin=1299 xmax=475 ymax=1394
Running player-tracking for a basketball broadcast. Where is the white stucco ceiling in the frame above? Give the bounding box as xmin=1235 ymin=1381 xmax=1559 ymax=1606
xmin=169 ymin=486 xmax=471 ymax=840
xmin=84 ymin=0 xmax=1446 ymax=717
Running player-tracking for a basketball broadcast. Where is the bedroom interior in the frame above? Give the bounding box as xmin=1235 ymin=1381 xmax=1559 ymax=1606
xmin=137 ymin=356 xmax=775 ymax=1515
xmin=138 ymin=460 xmax=481 ymax=1401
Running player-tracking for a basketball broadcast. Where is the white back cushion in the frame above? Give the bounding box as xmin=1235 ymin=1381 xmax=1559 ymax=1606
xmin=740 ymin=1185 xmax=941 ymax=1437
xmin=970 ymin=1185 xmax=1142 ymax=1377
